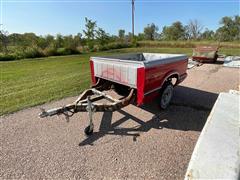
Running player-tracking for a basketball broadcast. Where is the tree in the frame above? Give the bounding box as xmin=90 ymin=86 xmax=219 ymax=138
xmin=83 ymin=17 xmax=97 ymax=49
xmin=96 ymin=28 xmax=110 ymax=46
xmin=161 ymin=21 xmax=186 ymax=40
xmin=201 ymin=28 xmax=215 ymax=40
xmin=36 ymin=36 xmax=49 ymax=49
xmin=20 ymin=33 xmax=39 ymax=46
xmin=63 ymin=35 xmax=76 ymax=50
xmin=215 ymin=15 xmax=240 ymax=41
xmin=55 ymin=34 xmax=64 ymax=48
xmin=8 ymin=33 xmax=23 ymax=46
xmin=186 ymin=19 xmax=203 ymax=40
xmin=44 ymin=34 xmax=56 ymax=50
xmin=0 ymin=29 xmax=9 ymax=53
xmin=73 ymin=33 xmax=82 ymax=47
xmin=136 ymin=33 xmax=145 ymax=41
xmin=118 ymin=29 xmax=125 ymax=40
xmin=125 ymin=32 xmax=133 ymax=42
xmin=143 ymin=23 xmax=159 ymax=40
xmin=108 ymin=35 xmax=118 ymax=43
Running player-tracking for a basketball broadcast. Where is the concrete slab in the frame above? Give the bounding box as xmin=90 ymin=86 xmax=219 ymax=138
xmin=224 ymin=56 xmax=240 ymax=68
xmin=185 ymin=91 xmax=240 ymax=179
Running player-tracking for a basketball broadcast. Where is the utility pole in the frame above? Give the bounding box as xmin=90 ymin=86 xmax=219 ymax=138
xmin=132 ymin=0 xmax=135 ymax=38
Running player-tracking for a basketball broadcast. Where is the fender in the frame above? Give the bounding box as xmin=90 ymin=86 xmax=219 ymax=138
xmin=160 ymin=70 xmax=180 ymax=87
xmin=144 ymin=70 xmax=180 ymax=97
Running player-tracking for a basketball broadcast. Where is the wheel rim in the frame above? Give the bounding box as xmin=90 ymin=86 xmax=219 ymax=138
xmin=161 ymin=86 xmax=173 ymax=108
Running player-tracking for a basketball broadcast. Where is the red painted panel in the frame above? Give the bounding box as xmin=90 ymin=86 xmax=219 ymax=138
xmin=144 ymin=59 xmax=188 ymax=94
xmin=89 ymin=60 xmax=96 ymax=84
xmin=143 ymin=91 xmax=160 ymax=104
xmin=142 ymin=58 xmax=188 ymax=104
xmin=137 ymin=67 xmax=145 ymax=106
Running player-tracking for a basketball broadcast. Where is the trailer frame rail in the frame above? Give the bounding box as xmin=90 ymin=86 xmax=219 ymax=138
xmin=39 ymin=87 xmax=135 ymax=135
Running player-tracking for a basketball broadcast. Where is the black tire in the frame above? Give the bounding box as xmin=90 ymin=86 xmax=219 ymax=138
xmin=84 ymin=125 xmax=93 ymax=136
xmin=159 ymin=81 xmax=174 ymax=109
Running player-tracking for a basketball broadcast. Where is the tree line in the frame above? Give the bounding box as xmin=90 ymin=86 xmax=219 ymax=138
xmin=139 ymin=15 xmax=239 ymax=41
xmin=0 ymin=15 xmax=239 ymax=61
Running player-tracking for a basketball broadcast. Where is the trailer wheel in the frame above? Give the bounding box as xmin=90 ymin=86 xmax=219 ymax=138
xmin=159 ymin=82 xmax=173 ymax=109
xmin=84 ymin=125 xmax=93 ymax=136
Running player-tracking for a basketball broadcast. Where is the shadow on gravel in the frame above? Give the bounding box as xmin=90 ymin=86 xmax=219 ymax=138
xmin=194 ymin=60 xmax=224 ymax=65
xmin=79 ymin=86 xmax=218 ymax=146
xmin=214 ymin=60 xmax=224 ymax=65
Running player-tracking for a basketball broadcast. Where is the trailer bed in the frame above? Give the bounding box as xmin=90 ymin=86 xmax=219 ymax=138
xmin=91 ymin=53 xmax=188 ymax=105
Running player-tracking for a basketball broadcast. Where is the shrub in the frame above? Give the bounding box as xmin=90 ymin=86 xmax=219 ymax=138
xmin=68 ymin=48 xmax=81 ymax=55
xmin=23 ymin=47 xmax=45 ymax=58
xmin=56 ymin=48 xmax=80 ymax=55
xmin=89 ymin=45 xmax=99 ymax=52
xmin=131 ymin=38 xmax=139 ymax=47
xmin=0 ymin=53 xmax=16 ymax=61
xmin=43 ymin=46 xmax=57 ymax=56
xmin=137 ymin=40 xmax=240 ymax=48
xmin=82 ymin=46 xmax=90 ymax=53
xmin=99 ymin=42 xmax=132 ymax=51
xmin=87 ymin=41 xmax=95 ymax=51
xmin=56 ymin=48 xmax=71 ymax=55
xmin=10 ymin=49 xmax=24 ymax=59
xmin=76 ymin=46 xmax=84 ymax=53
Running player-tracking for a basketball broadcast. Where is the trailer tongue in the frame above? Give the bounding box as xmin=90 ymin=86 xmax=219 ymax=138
xmin=40 ymin=83 xmax=135 ymax=118
xmin=39 ymin=53 xmax=188 ymax=136
xmin=39 ymin=80 xmax=135 ymax=135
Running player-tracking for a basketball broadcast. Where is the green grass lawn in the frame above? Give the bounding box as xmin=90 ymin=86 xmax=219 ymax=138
xmin=1 ymin=47 xmax=239 ymax=115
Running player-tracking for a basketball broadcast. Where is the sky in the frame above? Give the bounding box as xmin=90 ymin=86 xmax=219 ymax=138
xmin=1 ymin=0 xmax=239 ymax=36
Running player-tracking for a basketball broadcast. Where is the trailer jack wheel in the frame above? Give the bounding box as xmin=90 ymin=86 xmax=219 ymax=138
xmin=84 ymin=124 xmax=94 ymax=136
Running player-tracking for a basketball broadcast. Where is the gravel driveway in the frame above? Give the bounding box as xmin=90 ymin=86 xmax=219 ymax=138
xmin=1 ymin=63 xmax=239 ymax=179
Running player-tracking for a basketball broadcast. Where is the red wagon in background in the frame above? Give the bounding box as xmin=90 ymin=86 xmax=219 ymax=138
xmin=192 ymin=46 xmax=219 ymax=63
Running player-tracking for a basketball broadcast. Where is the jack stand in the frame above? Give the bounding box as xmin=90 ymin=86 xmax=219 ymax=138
xmin=84 ymin=96 xmax=96 ymax=136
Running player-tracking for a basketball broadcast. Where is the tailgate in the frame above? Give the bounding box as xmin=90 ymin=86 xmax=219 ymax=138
xmin=91 ymin=57 xmax=144 ymax=88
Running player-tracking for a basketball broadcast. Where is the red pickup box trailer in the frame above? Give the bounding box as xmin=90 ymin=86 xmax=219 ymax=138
xmin=40 ymin=53 xmax=188 ymax=135
xmin=90 ymin=53 xmax=188 ymax=106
